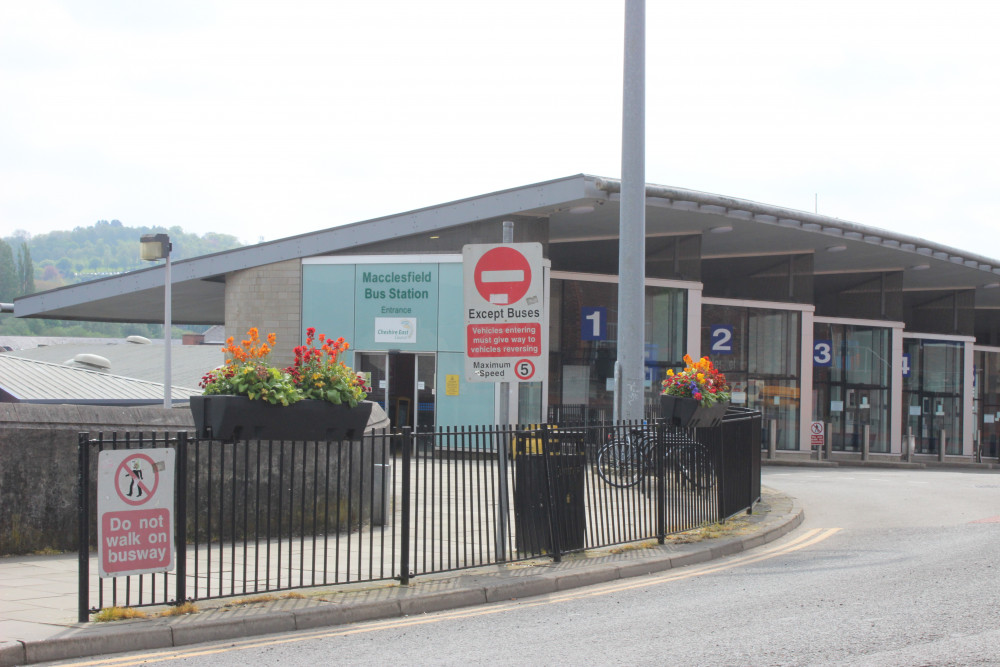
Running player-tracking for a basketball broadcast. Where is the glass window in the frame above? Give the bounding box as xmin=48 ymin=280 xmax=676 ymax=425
xmin=903 ymin=339 xmax=964 ymax=455
xmin=703 ymin=305 xmax=801 ymax=450
xmin=548 ymin=278 xmax=686 ymax=422
xmin=812 ymin=323 xmax=892 ymax=453
xmin=975 ymin=350 xmax=1000 ymax=458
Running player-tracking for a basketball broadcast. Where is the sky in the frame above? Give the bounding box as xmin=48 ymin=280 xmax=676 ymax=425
xmin=2 ymin=0 xmax=999 ymax=255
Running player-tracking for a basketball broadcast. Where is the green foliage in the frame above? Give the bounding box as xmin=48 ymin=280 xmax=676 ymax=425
xmin=200 ymin=327 xmax=368 ymax=407
xmin=202 ymin=365 xmax=301 ymax=406
xmin=661 ymin=354 xmax=732 ymax=406
xmin=0 ymin=221 xmax=243 ymax=338
xmin=16 ymin=242 xmax=34 ymax=296
xmin=6 ymin=220 xmax=242 ymax=285
xmin=287 ymin=328 xmax=369 ymax=407
xmin=200 ymin=328 xmax=300 ymax=406
xmin=0 ymin=240 xmax=15 ymax=302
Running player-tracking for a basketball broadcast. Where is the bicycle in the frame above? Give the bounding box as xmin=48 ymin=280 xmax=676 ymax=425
xmin=595 ymin=425 xmax=716 ymax=491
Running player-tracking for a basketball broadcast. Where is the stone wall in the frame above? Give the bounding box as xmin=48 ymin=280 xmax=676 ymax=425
xmin=0 ymin=404 xmax=195 ymax=555
xmin=0 ymin=402 xmax=388 ymax=556
xmin=225 ymin=259 xmax=302 ymax=368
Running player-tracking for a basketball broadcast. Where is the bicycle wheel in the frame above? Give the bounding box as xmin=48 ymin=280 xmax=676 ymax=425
xmin=596 ymin=438 xmax=644 ymax=488
xmin=670 ymin=444 xmax=716 ymax=490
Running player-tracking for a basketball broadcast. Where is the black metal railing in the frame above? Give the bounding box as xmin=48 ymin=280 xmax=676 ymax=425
xmin=78 ymin=410 xmax=761 ymax=621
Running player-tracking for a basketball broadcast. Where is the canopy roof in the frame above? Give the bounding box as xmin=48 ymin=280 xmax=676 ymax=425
xmin=13 ymin=174 xmax=1000 ymax=335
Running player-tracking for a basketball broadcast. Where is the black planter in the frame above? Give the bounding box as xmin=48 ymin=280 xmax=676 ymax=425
xmin=190 ymin=395 xmax=373 ymax=441
xmin=660 ymin=394 xmax=727 ymax=428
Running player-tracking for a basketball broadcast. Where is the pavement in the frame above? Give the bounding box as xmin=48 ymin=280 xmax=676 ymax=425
xmin=0 ymin=487 xmax=803 ymax=666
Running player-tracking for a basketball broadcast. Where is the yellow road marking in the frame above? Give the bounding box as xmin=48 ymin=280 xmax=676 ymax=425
xmin=59 ymin=528 xmax=840 ymax=666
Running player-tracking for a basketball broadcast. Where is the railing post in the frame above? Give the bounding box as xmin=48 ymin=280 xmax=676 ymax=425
xmin=540 ymin=426 xmax=562 ymax=563
xmin=495 ymin=424 xmax=510 ymax=563
xmin=655 ymin=419 xmax=666 ymax=543
xmin=175 ymin=432 xmax=188 ymax=605
xmin=768 ymin=419 xmax=777 ymax=459
xmin=77 ymin=432 xmax=91 ymax=623
xmin=716 ymin=418 xmax=727 ymax=521
xmin=399 ymin=427 xmax=412 ymax=585
xmin=824 ymin=422 xmax=832 ymax=460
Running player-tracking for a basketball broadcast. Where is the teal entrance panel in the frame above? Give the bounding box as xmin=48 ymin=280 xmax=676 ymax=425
xmin=302 ymin=264 xmax=356 ymax=354
xmin=437 ymin=352 xmax=495 ymax=431
xmin=353 ymin=264 xmax=440 ymax=351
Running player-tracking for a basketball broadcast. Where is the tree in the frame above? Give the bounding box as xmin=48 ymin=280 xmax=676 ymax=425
xmin=17 ymin=242 xmax=35 ymax=296
xmin=0 ymin=239 xmax=16 ymax=301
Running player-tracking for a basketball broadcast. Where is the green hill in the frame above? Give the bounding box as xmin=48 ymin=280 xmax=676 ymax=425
xmin=0 ymin=221 xmax=243 ymax=338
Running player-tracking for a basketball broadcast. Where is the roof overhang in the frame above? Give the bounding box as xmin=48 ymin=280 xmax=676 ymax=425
xmin=12 ymin=174 xmax=1000 ymax=323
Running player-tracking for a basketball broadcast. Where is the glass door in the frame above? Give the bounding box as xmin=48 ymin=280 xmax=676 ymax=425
xmin=813 ymin=323 xmax=892 ymax=453
xmin=903 ymin=339 xmax=963 ymax=455
xmin=415 ymin=354 xmax=436 ymax=442
xmin=975 ymin=350 xmax=1000 ymax=458
xmin=356 ymin=351 xmax=436 ymax=434
xmin=357 ymin=352 xmax=388 ymax=416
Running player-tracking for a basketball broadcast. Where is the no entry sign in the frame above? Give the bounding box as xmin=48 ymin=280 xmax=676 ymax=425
xmin=473 ymin=246 xmax=533 ymax=305
xmin=463 ymin=243 xmax=547 ymax=383
xmin=97 ymin=448 xmax=175 ymax=577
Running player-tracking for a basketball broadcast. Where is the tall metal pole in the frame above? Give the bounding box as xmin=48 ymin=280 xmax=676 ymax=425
xmin=495 ymin=220 xmax=514 ymax=561
xmin=163 ymin=250 xmax=172 ymax=409
xmin=617 ymin=0 xmax=646 ymax=421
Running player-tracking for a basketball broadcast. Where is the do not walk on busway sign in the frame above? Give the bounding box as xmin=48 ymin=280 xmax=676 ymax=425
xmin=463 ymin=242 xmax=548 ymax=383
xmin=97 ymin=448 xmax=175 ymax=578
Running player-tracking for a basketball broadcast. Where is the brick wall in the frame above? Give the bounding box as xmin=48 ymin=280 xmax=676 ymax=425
xmin=224 ymin=259 xmax=302 ymax=367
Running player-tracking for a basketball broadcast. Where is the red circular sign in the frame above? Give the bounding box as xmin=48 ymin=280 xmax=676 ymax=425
xmin=514 ymin=359 xmax=536 ymax=380
xmin=474 ymin=247 xmax=532 ymax=306
xmin=115 ymin=453 xmax=159 ymax=506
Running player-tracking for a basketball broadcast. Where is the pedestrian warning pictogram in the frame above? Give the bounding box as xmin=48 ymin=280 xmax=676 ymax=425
xmin=114 ymin=453 xmax=160 ymax=506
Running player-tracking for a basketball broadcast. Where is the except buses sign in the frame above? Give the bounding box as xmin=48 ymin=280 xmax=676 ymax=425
xmin=463 ymin=243 xmax=546 ymax=383
xmin=97 ymin=448 xmax=175 ymax=578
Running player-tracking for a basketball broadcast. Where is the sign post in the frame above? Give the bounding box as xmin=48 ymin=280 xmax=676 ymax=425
xmin=97 ymin=448 xmax=175 ymax=578
xmin=464 ymin=238 xmax=547 ymax=562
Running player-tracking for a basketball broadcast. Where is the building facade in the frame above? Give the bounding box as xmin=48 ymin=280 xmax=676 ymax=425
xmin=14 ymin=175 xmax=1000 ymax=461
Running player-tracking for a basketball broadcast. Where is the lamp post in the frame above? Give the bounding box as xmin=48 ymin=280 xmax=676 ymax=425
xmin=140 ymin=233 xmax=172 ymax=408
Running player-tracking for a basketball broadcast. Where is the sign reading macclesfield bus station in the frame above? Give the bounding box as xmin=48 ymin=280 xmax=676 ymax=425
xmin=463 ymin=243 xmax=546 ymax=383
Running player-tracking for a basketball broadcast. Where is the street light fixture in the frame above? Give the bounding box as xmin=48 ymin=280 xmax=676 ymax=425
xmin=140 ymin=233 xmax=172 ymax=408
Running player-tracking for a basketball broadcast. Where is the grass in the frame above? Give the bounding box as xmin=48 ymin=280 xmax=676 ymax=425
xmin=665 ymin=516 xmax=755 ymax=544
xmin=223 ymin=592 xmax=308 ymax=608
xmin=32 ymin=547 xmax=65 ymax=556
xmin=94 ymin=590 xmax=313 ymax=622
xmin=160 ymin=602 xmax=199 ymax=616
xmin=92 ymin=606 xmax=149 ymax=622
xmin=93 ymin=602 xmax=201 ymax=621
xmin=607 ymin=539 xmax=659 ymax=554
xmin=603 ymin=516 xmax=756 ymax=553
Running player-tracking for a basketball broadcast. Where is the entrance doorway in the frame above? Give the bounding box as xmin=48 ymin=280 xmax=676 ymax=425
xmin=356 ymin=352 xmax=436 ymax=433
xmin=903 ymin=338 xmax=964 ymax=456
